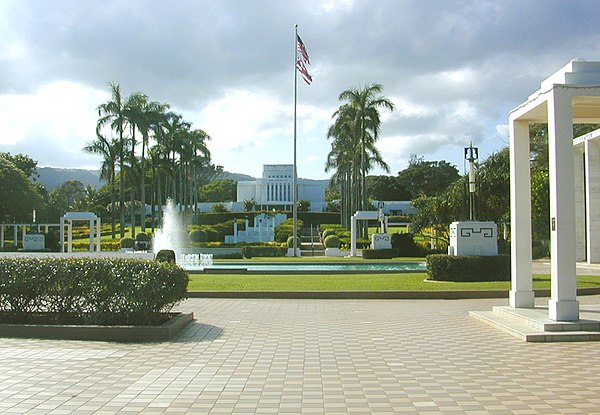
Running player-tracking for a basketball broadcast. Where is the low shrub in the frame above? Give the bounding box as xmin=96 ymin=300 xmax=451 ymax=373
xmin=189 ymin=229 xmax=207 ymax=243
xmin=321 ymin=229 xmax=336 ymax=240
xmin=324 ymin=235 xmax=340 ymax=248
xmin=286 ymin=236 xmax=301 ymax=248
xmin=155 ymin=249 xmax=176 ymax=264
xmin=242 ymin=246 xmax=287 ymax=258
xmin=391 ymin=232 xmax=427 ymax=257
xmin=362 ymin=248 xmax=398 ymax=259
xmin=120 ymin=237 xmax=135 ymax=249
xmin=135 ymin=232 xmax=150 ymax=242
xmin=426 ymin=254 xmax=511 ymax=281
xmin=0 ymin=257 xmax=188 ymax=325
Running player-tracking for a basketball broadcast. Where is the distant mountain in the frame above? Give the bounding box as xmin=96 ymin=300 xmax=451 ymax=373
xmin=37 ymin=167 xmax=104 ymax=191
xmin=217 ymin=171 xmax=256 ymax=181
xmin=36 ymin=167 xmax=256 ymax=191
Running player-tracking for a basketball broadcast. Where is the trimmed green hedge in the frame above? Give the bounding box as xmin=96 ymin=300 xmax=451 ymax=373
xmin=362 ymin=248 xmax=398 ymax=259
xmin=0 ymin=257 xmax=188 ymax=325
xmin=426 ymin=254 xmax=510 ymax=281
xmin=242 ymin=246 xmax=287 ymax=258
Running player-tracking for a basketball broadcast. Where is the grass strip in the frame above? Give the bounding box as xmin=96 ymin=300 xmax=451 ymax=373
xmin=187 ymin=273 xmax=600 ymax=292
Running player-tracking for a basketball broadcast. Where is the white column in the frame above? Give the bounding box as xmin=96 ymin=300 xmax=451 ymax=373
xmin=585 ymin=139 xmax=600 ymax=263
xmin=574 ymin=146 xmax=586 ymax=261
xmin=509 ymin=118 xmax=535 ymax=308
xmin=89 ymin=219 xmax=94 ymax=252
xmin=350 ymin=215 xmax=357 ymax=257
xmin=96 ymin=218 xmax=101 ymax=252
xmin=67 ymin=221 xmax=73 ymax=253
xmin=0 ymin=225 xmax=4 ymax=248
xmin=60 ymin=217 xmax=65 ymax=253
xmin=547 ymin=88 xmax=579 ymax=321
xmin=13 ymin=226 xmax=18 ymax=247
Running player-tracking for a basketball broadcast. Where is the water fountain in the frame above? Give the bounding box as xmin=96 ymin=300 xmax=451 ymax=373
xmin=153 ymin=199 xmax=213 ymax=268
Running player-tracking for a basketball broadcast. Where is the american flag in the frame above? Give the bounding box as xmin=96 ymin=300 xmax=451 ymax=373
xmin=296 ymin=59 xmax=313 ymax=85
xmin=296 ymin=35 xmax=311 ymax=65
xmin=296 ymin=34 xmax=312 ymax=85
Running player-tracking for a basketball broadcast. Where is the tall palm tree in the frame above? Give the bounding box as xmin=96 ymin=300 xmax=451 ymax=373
xmin=97 ymin=82 xmax=129 ymax=238
xmin=124 ymin=93 xmax=170 ymax=234
xmin=327 ymin=83 xmax=394 ymax=235
xmin=83 ymin=132 xmax=118 ymax=238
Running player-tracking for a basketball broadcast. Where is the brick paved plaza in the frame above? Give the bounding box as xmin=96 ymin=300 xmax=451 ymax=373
xmin=1 ymin=295 xmax=600 ymax=414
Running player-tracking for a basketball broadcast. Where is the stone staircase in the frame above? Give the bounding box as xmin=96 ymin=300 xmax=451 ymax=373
xmin=299 ymin=230 xmax=325 ymax=257
xmin=470 ymin=305 xmax=600 ymax=342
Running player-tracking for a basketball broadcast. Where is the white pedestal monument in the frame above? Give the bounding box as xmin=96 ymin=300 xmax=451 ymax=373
xmin=449 ymin=221 xmax=498 ymax=256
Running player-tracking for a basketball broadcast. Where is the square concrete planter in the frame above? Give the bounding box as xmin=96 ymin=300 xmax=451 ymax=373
xmin=0 ymin=312 xmax=194 ymax=342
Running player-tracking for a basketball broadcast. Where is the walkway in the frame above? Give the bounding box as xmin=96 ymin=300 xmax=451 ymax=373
xmin=1 ymin=295 xmax=600 ymax=414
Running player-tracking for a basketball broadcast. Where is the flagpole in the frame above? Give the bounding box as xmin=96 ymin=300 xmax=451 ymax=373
xmin=292 ymin=24 xmax=299 ymax=257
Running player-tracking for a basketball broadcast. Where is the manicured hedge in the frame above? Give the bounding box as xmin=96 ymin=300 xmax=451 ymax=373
xmin=0 ymin=257 xmax=188 ymax=325
xmin=426 ymin=254 xmax=510 ymax=281
xmin=362 ymin=248 xmax=398 ymax=259
xmin=242 ymin=246 xmax=287 ymax=258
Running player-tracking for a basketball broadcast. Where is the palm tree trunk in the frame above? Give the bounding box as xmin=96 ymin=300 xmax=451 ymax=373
xmin=140 ymin=137 xmax=146 ymax=233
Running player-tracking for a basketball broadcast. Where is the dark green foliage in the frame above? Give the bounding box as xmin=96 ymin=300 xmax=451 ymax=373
xmin=426 ymin=254 xmax=510 ymax=281
xmin=135 ymin=232 xmax=150 ymax=241
xmin=276 ymin=219 xmax=304 ymax=243
xmin=297 ymin=212 xmax=340 ymax=226
xmin=324 ymin=235 xmax=340 ymax=248
xmin=199 ymin=179 xmax=237 ymax=202
xmin=321 ymin=229 xmax=336 ymax=239
xmin=0 ymin=257 xmax=188 ymax=325
xmin=189 ymin=229 xmax=207 ymax=243
xmin=242 ymin=246 xmax=287 ymax=258
xmin=155 ymin=249 xmax=176 ymax=263
xmin=362 ymin=249 xmax=397 ymax=259
xmin=366 ymin=175 xmax=412 ymax=200
xmin=391 ymin=232 xmax=426 ymax=257
xmin=120 ymin=237 xmax=135 ymax=248
xmin=286 ymin=236 xmax=301 ymax=248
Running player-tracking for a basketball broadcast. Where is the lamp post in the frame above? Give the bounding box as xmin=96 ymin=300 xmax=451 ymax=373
xmin=464 ymin=142 xmax=478 ymax=221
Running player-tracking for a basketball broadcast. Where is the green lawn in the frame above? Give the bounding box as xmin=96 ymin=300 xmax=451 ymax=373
xmin=187 ymin=273 xmax=600 ymax=292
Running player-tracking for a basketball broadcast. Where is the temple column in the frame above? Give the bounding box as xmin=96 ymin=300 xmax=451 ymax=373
xmin=509 ymin=118 xmax=535 ymax=308
xmin=585 ymin=139 xmax=600 ymax=263
xmin=574 ymin=145 xmax=585 ymax=261
xmin=547 ymin=88 xmax=579 ymax=321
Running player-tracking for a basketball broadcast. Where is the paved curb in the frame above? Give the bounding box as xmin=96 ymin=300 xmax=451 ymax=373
xmin=0 ymin=312 xmax=194 ymax=342
xmin=187 ymin=287 xmax=600 ymax=300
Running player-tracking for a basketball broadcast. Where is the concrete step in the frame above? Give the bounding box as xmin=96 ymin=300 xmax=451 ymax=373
xmin=470 ymin=305 xmax=600 ymax=342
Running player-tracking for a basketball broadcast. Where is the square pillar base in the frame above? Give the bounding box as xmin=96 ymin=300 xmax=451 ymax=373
xmin=548 ymin=299 xmax=580 ymax=321
xmin=509 ymin=290 xmax=535 ymax=308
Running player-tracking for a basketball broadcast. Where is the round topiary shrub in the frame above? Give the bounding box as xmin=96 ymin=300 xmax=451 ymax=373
xmin=135 ymin=232 xmax=149 ymax=242
xmin=120 ymin=237 xmax=135 ymax=249
xmin=286 ymin=236 xmax=301 ymax=248
xmin=155 ymin=249 xmax=176 ymax=264
xmin=322 ymin=229 xmax=336 ymax=240
xmin=324 ymin=235 xmax=340 ymax=248
xmin=189 ymin=229 xmax=207 ymax=243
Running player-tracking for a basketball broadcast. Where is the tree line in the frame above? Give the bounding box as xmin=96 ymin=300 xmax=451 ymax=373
xmin=84 ymin=82 xmax=221 ymax=239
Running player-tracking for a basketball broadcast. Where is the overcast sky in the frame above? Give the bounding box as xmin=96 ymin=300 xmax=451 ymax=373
xmin=1 ymin=0 xmax=600 ymax=179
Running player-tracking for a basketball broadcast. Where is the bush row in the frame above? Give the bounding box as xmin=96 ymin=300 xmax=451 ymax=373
xmin=243 ymin=246 xmax=287 ymax=258
xmin=426 ymin=254 xmax=511 ymax=282
xmin=0 ymin=257 xmax=188 ymax=325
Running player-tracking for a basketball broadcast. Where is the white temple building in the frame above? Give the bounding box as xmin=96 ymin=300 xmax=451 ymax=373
xmin=237 ymin=165 xmax=328 ymax=212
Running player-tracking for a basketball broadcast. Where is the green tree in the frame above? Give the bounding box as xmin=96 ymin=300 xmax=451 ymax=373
xmin=0 ymin=152 xmax=39 ymax=180
xmin=199 ymin=179 xmax=237 ymax=202
xmin=366 ymin=175 xmax=411 ymax=201
xmin=83 ymin=132 xmax=119 ymax=238
xmin=326 ymin=83 xmax=394 ymax=232
xmin=0 ymin=156 xmax=43 ymax=223
xmin=398 ymin=155 xmax=460 ymax=197
xmin=97 ymin=82 xmax=128 ymax=238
